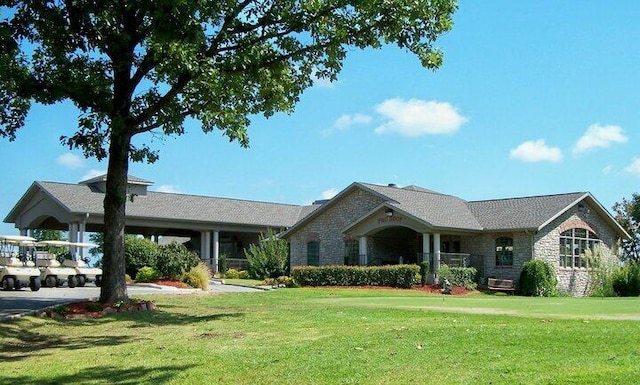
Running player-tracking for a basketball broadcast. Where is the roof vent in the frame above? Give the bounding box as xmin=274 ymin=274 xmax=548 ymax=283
xmin=388 ymin=183 xmax=397 ymax=188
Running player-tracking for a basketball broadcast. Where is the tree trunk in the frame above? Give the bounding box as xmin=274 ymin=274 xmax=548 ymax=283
xmin=99 ymin=129 xmax=131 ymax=303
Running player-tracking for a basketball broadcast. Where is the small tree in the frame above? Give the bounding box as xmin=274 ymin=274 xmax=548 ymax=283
xmin=613 ymin=193 xmax=640 ymax=263
xmin=245 ymin=229 xmax=289 ymax=279
xmin=519 ymin=260 xmax=558 ymax=297
xmin=124 ymin=237 xmax=160 ymax=279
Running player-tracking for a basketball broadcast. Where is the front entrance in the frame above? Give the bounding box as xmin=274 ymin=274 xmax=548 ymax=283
xmin=367 ymin=226 xmax=419 ymax=265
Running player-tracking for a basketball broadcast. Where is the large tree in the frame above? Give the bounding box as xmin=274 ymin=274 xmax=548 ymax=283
xmin=0 ymin=0 xmax=457 ymax=303
xmin=613 ymin=193 xmax=640 ymax=263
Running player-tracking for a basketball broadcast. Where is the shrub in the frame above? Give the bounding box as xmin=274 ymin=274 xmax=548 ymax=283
xmin=519 ymin=260 xmax=558 ymax=297
xmin=181 ymin=262 xmax=212 ymax=290
xmin=586 ymin=244 xmax=618 ymax=297
xmin=292 ymin=265 xmax=419 ymax=288
xmin=218 ymin=253 xmax=228 ymax=275
xmin=438 ymin=265 xmax=477 ymax=289
xmin=612 ymin=262 xmax=640 ymax=297
xmin=276 ymin=275 xmax=297 ymax=288
xmin=225 ymin=268 xmax=240 ymax=279
xmin=157 ymin=242 xmax=200 ymax=279
xmin=238 ymin=270 xmax=249 ymax=279
xmin=245 ymin=229 xmax=289 ymax=279
xmin=136 ymin=266 xmax=160 ymax=282
xmin=125 ymin=238 xmax=160 ymax=279
xmin=419 ymin=261 xmax=430 ymax=286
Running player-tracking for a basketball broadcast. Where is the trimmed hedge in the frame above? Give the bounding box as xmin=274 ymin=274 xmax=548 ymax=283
xmin=292 ymin=265 xmax=419 ymax=288
xmin=438 ymin=265 xmax=477 ymax=289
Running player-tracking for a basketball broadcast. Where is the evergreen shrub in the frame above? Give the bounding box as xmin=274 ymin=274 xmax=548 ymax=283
xmin=519 ymin=260 xmax=558 ymax=297
xmin=292 ymin=265 xmax=419 ymax=288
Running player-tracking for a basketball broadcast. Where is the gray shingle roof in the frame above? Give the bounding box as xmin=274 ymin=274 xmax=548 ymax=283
xmin=37 ymin=181 xmax=306 ymax=228
xmin=467 ymin=192 xmax=587 ymax=231
xmin=79 ymin=174 xmax=153 ymax=186
xmin=361 ymin=183 xmax=484 ymax=230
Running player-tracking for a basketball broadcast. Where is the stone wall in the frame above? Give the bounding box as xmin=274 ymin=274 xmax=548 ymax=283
xmin=288 ymin=188 xmax=384 ymax=267
xmin=461 ymin=232 xmax=533 ymax=283
xmin=534 ymin=202 xmax=618 ymax=296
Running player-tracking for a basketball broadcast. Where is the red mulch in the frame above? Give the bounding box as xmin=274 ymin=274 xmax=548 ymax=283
xmin=150 ymin=279 xmax=190 ymax=289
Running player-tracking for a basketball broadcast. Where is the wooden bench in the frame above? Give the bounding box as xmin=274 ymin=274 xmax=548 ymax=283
xmin=487 ymin=278 xmax=515 ymax=294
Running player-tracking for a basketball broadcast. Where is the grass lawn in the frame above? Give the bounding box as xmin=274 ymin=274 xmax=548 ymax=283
xmin=1 ymin=288 xmax=639 ymax=384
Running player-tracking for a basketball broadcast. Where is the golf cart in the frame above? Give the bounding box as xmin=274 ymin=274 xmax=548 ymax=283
xmin=0 ymin=235 xmax=42 ymax=291
xmin=37 ymin=240 xmax=102 ymax=287
xmin=34 ymin=240 xmax=81 ymax=288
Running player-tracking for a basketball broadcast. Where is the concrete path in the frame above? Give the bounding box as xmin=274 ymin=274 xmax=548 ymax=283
xmin=0 ymin=280 xmax=264 ymax=320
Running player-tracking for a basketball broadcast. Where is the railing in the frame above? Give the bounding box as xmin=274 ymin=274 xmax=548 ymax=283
xmin=416 ymin=252 xmax=470 ymax=272
xmin=225 ymin=258 xmax=249 ymax=271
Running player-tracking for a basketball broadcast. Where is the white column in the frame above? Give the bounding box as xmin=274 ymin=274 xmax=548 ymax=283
xmin=422 ymin=233 xmax=431 ymax=263
xmin=358 ymin=236 xmax=368 ymax=265
xmin=200 ymin=231 xmax=211 ymax=263
xmin=78 ymin=221 xmax=86 ymax=259
xmin=433 ymin=233 xmax=441 ymax=274
xmin=213 ymin=230 xmax=219 ymax=273
xmin=69 ymin=222 xmax=79 ymax=259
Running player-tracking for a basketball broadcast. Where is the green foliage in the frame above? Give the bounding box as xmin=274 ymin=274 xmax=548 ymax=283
xmin=238 ymin=270 xmax=249 ymax=279
xmin=245 ymin=229 xmax=289 ymax=279
xmin=292 ymin=265 xmax=419 ymax=289
xmin=157 ymin=242 xmax=200 ymax=280
xmin=519 ymin=260 xmax=558 ymax=297
xmin=613 ymin=193 xmax=640 ymax=263
xmin=135 ymin=266 xmax=160 ymax=283
xmin=124 ymin=238 xmax=160 ymax=279
xmin=181 ymin=262 xmax=212 ymax=291
xmin=438 ymin=265 xmax=477 ymax=289
xmin=224 ymin=269 xmax=240 ymax=279
xmin=419 ymin=261 xmax=430 ymax=286
xmin=218 ymin=253 xmax=228 ymax=275
xmin=611 ymin=263 xmax=640 ymax=297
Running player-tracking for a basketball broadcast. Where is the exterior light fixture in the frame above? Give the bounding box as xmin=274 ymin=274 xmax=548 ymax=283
xmin=385 ymin=208 xmax=394 ymax=217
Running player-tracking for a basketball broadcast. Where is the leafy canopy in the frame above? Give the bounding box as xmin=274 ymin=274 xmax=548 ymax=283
xmin=1 ymin=0 xmax=457 ymax=160
xmin=613 ymin=193 xmax=640 ymax=263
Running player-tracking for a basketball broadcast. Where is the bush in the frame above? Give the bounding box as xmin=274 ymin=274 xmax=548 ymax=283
xmin=225 ymin=268 xmax=240 ymax=279
xmin=181 ymin=262 xmax=212 ymax=290
xmin=438 ymin=265 xmax=477 ymax=289
xmin=157 ymin=242 xmax=200 ymax=279
xmin=135 ymin=266 xmax=160 ymax=282
xmin=218 ymin=253 xmax=228 ymax=275
xmin=245 ymin=229 xmax=289 ymax=279
xmin=125 ymin=238 xmax=160 ymax=279
xmin=238 ymin=270 xmax=249 ymax=279
xmin=612 ymin=263 xmax=640 ymax=297
xmin=586 ymin=245 xmax=618 ymax=297
xmin=277 ymin=275 xmax=297 ymax=288
xmin=519 ymin=260 xmax=558 ymax=297
xmin=419 ymin=261 xmax=430 ymax=286
xmin=292 ymin=265 xmax=419 ymax=288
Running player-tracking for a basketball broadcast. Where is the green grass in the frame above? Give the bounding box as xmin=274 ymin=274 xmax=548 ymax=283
xmin=1 ymin=288 xmax=640 ymax=384
xmin=222 ymin=278 xmax=265 ymax=286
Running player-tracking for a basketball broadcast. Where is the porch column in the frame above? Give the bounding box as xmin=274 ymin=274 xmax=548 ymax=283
xmin=212 ymin=230 xmax=219 ymax=273
xmin=433 ymin=233 xmax=441 ymax=275
xmin=78 ymin=220 xmax=86 ymax=259
xmin=69 ymin=222 xmax=79 ymax=259
xmin=358 ymin=236 xmax=368 ymax=265
xmin=200 ymin=231 xmax=211 ymax=265
xmin=422 ymin=233 xmax=431 ymax=263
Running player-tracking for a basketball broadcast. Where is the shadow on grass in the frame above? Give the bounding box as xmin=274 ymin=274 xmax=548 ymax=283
xmin=2 ymin=363 xmax=198 ymax=385
xmin=0 ymin=321 xmax=148 ymax=363
xmin=112 ymin=308 xmax=245 ymax=327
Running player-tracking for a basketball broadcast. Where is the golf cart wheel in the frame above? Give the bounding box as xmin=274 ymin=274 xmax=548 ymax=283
xmin=95 ymin=275 xmax=102 ymax=287
xmin=45 ymin=275 xmax=57 ymax=288
xmin=30 ymin=277 xmax=41 ymax=292
xmin=3 ymin=277 xmax=15 ymax=291
xmin=77 ymin=275 xmax=86 ymax=287
xmin=68 ymin=275 xmax=78 ymax=288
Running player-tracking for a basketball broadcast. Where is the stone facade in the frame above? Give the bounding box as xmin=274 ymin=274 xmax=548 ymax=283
xmin=534 ymin=201 xmax=618 ymax=296
xmin=461 ymin=232 xmax=534 ymax=282
xmin=288 ymin=188 xmax=385 ymax=266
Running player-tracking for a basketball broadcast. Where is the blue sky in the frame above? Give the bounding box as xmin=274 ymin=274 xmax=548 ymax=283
xmin=2 ymin=1 xmax=640 ymax=235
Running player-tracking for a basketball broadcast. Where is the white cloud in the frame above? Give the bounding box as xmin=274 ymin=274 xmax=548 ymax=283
xmin=374 ymin=98 xmax=467 ymax=137
xmin=321 ymin=188 xmax=339 ymax=200
xmin=602 ymin=165 xmax=614 ymax=175
xmin=155 ymin=184 xmax=181 ymax=193
xmin=56 ymin=153 xmax=85 ymax=169
xmin=573 ymin=124 xmax=628 ymax=156
xmin=624 ymin=157 xmax=640 ymax=176
xmin=322 ymin=113 xmax=372 ymax=136
xmin=509 ymin=139 xmax=563 ymax=163
xmin=80 ymin=169 xmax=106 ymax=181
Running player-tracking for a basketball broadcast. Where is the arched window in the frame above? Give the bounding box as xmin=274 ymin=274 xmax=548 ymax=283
xmin=559 ymin=228 xmax=600 ymax=268
xmin=307 ymin=241 xmax=320 ymax=266
xmin=495 ymin=237 xmax=514 ymax=267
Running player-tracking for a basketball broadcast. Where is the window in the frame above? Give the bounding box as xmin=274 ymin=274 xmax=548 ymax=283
xmin=344 ymin=239 xmax=359 ymax=265
xmin=307 ymin=241 xmax=319 ymax=266
xmin=559 ymin=228 xmax=600 ymax=268
xmin=495 ymin=237 xmax=514 ymax=267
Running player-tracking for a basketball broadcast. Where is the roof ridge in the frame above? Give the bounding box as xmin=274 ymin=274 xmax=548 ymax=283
xmin=146 ymin=190 xmax=303 ymax=207
xmin=359 ymin=182 xmax=454 ymax=198
xmin=468 ymin=192 xmax=587 ymax=204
